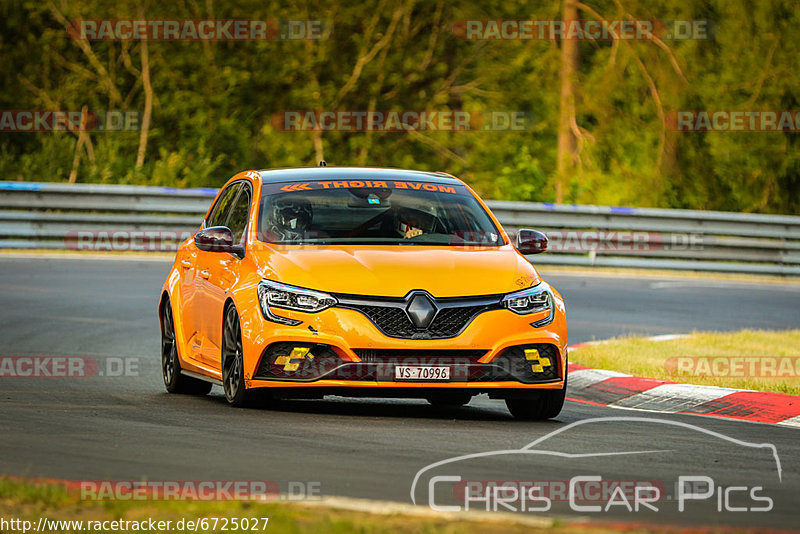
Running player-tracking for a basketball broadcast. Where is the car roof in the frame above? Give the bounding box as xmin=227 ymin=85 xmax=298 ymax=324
xmin=256 ymin=167 xmax=463 ymax=185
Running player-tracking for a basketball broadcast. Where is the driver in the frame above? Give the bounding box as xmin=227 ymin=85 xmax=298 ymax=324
xmin=394 ymin=208 xmax=429 ymax=239
xmin=268 ymin=197 xmax=312 ymax=242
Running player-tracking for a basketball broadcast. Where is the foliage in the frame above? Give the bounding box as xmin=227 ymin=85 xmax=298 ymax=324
xmin=0 ymin=0 xmax=797 ymax=213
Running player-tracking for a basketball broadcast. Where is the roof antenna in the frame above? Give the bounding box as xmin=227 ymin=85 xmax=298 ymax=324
xmin=319 ymin=160 xmax=327 ymax=167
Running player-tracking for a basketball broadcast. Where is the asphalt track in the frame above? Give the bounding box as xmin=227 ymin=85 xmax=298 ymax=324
xmin=0 ymin=256 xmax=798 ymax=529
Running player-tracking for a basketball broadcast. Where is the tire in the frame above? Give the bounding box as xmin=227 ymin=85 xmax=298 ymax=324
xmin=221 ymin=304 xmax=255 ymax=407
xmin=505 ymin=371 xmax=567 ymax=421
xmin=161 ymin=299 xmax=213 ymax=395
xmin=426 ymin=392 xmax=472 ymax=408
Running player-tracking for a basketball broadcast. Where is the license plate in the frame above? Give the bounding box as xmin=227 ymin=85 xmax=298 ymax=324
xmin=394 ymin=366 xmax=450 ymax=381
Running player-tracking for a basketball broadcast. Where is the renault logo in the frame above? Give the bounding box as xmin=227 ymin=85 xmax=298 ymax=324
xmin=406 ymin=293 xmax=438 ymax=329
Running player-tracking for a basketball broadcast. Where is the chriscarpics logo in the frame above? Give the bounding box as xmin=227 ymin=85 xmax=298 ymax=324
xmin=411 ymin=417 xmax=782 ymax=518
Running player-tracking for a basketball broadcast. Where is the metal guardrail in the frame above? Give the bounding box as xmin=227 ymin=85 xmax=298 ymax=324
xmin=1 ymin=181 xmax=799 ymax=276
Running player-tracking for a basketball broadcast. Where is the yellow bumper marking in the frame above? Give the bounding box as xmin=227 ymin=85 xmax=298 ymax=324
xmin=530 ymin=356 xmax=551 ymax=373
xmin=275 ymin=347 xmax=313 ymax=371
xmin=289 ymin=347 xmax=310 ymax=359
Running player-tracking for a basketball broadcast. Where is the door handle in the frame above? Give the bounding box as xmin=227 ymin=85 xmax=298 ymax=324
xmin=180 ymin=260 xmax=192 ymax=268
xmin=200 ymin=270 xmax=211 ymax=279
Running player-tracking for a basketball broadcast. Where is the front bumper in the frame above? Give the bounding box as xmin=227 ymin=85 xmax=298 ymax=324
xmin=238 ymin=293 xmax=567 ymax=394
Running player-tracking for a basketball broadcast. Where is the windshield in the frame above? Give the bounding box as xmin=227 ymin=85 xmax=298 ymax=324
xmin=257 ymin=179 xmax=504 ymax=247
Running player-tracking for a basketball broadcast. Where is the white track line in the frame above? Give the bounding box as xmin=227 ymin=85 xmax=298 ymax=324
xmin=646 ymin=333 xmax=689 ymax=342
xmin=567 ymin=334 xmax=800 ymax=428
xmin=610 ymin=383 xmax=740 ymax=412
xmin=777 ymin=415 xmax=800 ymax=429
xmin=650 ymin=280 xmax=800 ymax=291
xmin=567 ymin=368 xmax=629 ymax=391
xmin=568 ymin=333 xmax=689 ymax=351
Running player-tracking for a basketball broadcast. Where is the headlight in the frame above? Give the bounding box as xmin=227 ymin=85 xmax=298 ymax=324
xmin=502 ymin=282 xmax=554 ymax=326
xmin=257 ymin=280 xmax=338 ymax=324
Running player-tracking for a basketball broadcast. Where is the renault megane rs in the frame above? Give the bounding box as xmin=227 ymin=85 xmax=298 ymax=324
xmin=159 ymin=167 xmax=567 ymax=419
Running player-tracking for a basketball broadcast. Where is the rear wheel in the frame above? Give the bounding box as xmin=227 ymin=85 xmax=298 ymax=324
xmin=222 ymin=304 xmax=255 ymax=407
xmin=161 ymin=299 xmax=212 ymax=395
xmin=505 ymin=372 xmax=567 ymax=421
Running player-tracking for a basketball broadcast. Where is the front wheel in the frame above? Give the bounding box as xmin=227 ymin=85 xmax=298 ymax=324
xmin=505 ymin=372 xmax=567 ymax=421
xmin=221 ymin=304 xmax=255 ymax=407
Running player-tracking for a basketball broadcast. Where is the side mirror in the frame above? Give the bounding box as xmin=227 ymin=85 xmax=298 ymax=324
xmin=515 ymin=229 xmax=548 ymax=255
xmin=195 ymin=226 xmax=243 ymax=255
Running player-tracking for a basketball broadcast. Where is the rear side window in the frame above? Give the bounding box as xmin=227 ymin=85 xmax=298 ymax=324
xmin=206 ymin=183 xmax=241 ymax=228
xmin=226 ymin=186 xmax=252 ymax=244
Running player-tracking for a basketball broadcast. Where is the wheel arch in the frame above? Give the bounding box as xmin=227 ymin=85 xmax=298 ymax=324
xmin=159 ymin=287 xmax=191 ymax=367
xmin=222 ymin=296 xmax=237 ymax=329
xmin=158 ymin=290 xmax=171 ymax=333
xmin=220 ymin=296 xmax=238 ymax=363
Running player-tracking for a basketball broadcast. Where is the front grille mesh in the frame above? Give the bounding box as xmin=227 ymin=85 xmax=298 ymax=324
xmin=353 ymin=349 xmax=487 ymax=364
xmin=358 ymin=306 xmax=416 ymax=338
xmin=428 ymin=306 xmax=484 ymax=338
xmin=349 ymin=303 xmax=491 ymax=339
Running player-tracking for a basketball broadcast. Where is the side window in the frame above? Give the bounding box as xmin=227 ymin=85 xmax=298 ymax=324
xmin=225 ymin=185 xmax=252 ymax=244
xmin=206 ymin=183 xmax=241 ymax=228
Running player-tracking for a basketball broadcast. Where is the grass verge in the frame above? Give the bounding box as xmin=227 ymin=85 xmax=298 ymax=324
xmin=571 ymin=329 xmax=800 ymax=395
xmin=0 ymin=477 xmax=639 ymax=534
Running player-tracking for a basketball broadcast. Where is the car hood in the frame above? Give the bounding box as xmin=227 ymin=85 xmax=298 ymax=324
xmin=251 ymin=243 xmax=540 ymax=297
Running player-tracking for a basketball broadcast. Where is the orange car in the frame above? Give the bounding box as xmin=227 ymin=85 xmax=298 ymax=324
xmin=159 ymin=167 xmax=567 ymax=419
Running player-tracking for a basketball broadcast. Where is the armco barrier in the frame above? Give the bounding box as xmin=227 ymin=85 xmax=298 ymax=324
xmin=1 ymin=181 xmax=799 ymax=276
